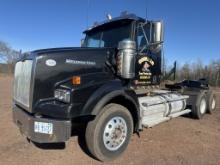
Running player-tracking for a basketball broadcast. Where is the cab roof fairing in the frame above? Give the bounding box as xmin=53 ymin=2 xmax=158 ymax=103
xmin=83 ymin=14 xmax=146 ymax=34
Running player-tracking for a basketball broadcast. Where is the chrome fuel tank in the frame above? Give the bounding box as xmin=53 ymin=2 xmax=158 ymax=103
xmin=138 ymin=91 xmax=190 ymax=128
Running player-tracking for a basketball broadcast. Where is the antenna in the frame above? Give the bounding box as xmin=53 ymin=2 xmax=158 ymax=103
xmin=86 ymin=0 xmax=90 ymax=28
xmin=145 ymin=0 xmax=148 ymax=19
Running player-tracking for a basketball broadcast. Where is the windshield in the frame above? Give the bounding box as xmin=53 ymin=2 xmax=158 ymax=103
xmin=84 ymin=23 xmax=131 ymax=48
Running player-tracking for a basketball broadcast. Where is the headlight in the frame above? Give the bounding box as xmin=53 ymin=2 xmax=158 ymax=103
xmin=54 ymin=89 xmax=71 ymax=103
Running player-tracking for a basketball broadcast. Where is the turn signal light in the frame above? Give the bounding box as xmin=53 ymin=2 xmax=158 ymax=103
xmin=72 ymin=76 xmax=81 ymax=85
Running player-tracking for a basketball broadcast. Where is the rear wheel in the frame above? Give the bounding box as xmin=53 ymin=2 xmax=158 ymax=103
xmin=85 ymin=103 xmax=133 ymax=161
xmin=207 ymin=90 xmax=216 ymax=114
xmin=191 ymin=92 xmax=207 ymax=119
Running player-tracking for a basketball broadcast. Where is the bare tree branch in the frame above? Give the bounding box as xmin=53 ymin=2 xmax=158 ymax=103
xmin=0 ymin=40 xmax=20 ymax=64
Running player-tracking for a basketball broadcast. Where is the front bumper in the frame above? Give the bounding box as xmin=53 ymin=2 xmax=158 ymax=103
xmin=12 ymin=105 xmax=71 ymax=143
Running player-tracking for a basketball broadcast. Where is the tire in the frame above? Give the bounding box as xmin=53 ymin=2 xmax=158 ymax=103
xmin=191 ymin=92 xmax=207 ymax=119
xmin=207 ymin=90 xmax=216 ymax=114
xmin=85 ymin=103 xmax=133 ymax=161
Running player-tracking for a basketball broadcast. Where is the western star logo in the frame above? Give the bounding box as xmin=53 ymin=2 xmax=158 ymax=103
xmin=65 ymin=59 xmax=96 ymax=66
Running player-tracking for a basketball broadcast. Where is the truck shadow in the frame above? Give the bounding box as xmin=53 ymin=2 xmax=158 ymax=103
xmin=31 ymin=123 xmax=97 ymax=160
xmin=32 ymin=141 xmax=66 ymax=150
xmin=73 ymin=124 xmax=98 ymax=160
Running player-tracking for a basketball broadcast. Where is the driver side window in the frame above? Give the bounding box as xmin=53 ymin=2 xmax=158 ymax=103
xmin=137 ymin=29 xmax=146 ymax=51
xmin=136 ymin=24 xmax=150 ymax=52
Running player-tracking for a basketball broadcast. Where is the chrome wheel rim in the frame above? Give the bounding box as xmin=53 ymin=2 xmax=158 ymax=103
xmin=103 ymin=116 xmax=127 ymax=151
xmin=200 ymin=98 xmax=206 ymax=114
xmin=211 ymin=98 xmax=216 ymax=110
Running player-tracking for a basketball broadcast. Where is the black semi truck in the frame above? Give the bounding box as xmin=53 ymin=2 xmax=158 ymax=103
xmin=13 ymin=13 xmax=216 ymax=161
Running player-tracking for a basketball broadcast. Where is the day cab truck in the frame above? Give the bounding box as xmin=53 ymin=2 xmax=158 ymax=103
xmin=12 ymin=13 xmax=216 ymax=161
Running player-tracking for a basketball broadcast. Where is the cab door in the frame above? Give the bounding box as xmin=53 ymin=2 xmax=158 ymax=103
xmin=134 ymin=22 xmax=162 ymax=86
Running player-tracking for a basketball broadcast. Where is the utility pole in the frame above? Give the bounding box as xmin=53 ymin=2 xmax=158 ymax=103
xmin=173 ymin=61 xmax=177 ymax=81
xmin=216 ymin=70 xmax=220 ymax=87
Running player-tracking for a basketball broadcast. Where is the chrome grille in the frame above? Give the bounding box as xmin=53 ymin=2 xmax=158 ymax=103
xmin=14 ymin=60 xmax=33 ymax=108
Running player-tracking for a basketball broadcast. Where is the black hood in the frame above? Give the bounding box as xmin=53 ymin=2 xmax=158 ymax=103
xmin=30 ymin=47 xmax=116 ymax=112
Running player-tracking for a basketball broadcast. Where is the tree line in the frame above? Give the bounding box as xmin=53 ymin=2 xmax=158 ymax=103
xmin=0 ymin=40 xmax=21 ymax=63
xmin=165 ymin=59 xmax=220 ymax=87
xmin=0 ymin=40 xmax=21 ymax=73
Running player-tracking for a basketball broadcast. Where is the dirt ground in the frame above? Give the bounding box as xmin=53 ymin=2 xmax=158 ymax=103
xmin=0 ymin=76 xmax=220 ymax=165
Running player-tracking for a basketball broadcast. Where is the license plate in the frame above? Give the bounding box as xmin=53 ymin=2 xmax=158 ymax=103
xmin=34 ymin=122 xmax=53 ymax=134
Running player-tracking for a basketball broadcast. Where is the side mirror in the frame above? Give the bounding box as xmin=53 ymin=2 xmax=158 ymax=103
xmin=151 ymin=21 xmax=164 ymax=43
xmin=149 ymin=21 xmax=164 ymax=53
xmin=80 ymin=39 xmax=85 ymax=47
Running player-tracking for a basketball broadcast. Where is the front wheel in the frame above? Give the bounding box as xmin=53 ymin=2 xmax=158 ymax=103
xmin=85 ymin=103 xmax=133 ymax=161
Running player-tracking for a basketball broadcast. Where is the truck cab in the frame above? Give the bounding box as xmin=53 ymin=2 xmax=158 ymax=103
xmin=12 ymin=13 xmax=216 ymax=161
xmin=83 ymin=14 xmax=162 ymax=85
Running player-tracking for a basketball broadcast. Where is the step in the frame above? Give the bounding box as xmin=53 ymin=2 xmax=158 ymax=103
xmin=142 ymin=117 xmax=170 ymax=128
xmin=168 ymin=109 xmax=191 ymax=118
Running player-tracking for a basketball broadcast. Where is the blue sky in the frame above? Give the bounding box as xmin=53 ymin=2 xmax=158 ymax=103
xmin=0 ymin=0 xmax=219 ymax=65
